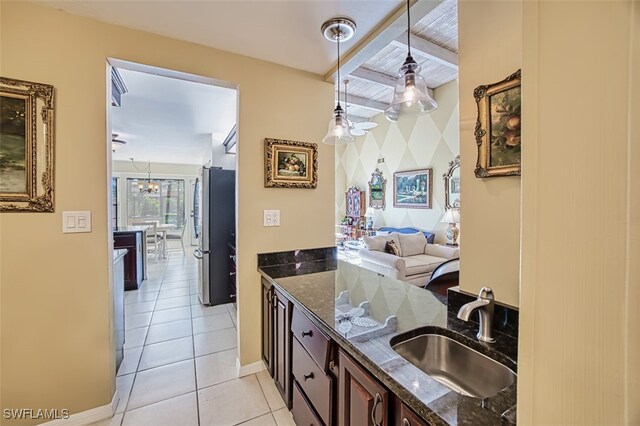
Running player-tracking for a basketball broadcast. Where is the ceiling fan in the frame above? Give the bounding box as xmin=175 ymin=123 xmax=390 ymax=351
xmin=111 ymin=133 xmax=127 ymax=152
xmin=343 ymin=79 xmax=379 ymax=136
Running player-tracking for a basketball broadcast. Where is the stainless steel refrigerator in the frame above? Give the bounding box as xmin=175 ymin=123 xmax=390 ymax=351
xmin=194 ymin=167 xmax=236 ymax=306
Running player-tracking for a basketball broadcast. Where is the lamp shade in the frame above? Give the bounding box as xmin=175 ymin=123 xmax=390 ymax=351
xmin=441 ymin=209 xmax=460 ymax=224
xmin=322 ymin=105 xmax=354 ymax=145
xmin=365 ymin=207 xmax=376 ymax=217
xmin=384 ymin=57 xmax=438 ymax=121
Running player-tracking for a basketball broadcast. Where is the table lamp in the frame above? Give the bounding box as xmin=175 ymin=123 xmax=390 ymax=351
xmin=441 ymin=209 xmax=460 ymax=246
xmin=364 ymin=208 xmax=377 ymax=230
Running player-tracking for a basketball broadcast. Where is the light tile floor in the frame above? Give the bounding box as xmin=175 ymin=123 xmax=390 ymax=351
xmin=91 ymin=248 xmax=295 ymax=426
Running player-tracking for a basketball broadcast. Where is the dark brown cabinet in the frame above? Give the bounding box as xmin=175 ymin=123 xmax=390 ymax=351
xmin=114 ymin=231 xmax=143 ymax=290
xmin=339 ymin=349 xmax=389 ymax=426
xmin=261 ymin=278 xmax=292 ymax=408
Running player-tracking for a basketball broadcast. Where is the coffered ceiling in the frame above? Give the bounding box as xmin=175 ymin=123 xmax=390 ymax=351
xmin=38 ymin=0 xmax=458 ymax=123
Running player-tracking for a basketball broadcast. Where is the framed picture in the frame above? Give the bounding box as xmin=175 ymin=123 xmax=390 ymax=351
xmin=1 ymin=77 xmax=55 ymax=212
xmin=474 ymin=69 xmax=521 ymax=177
xmin=264 ymin=138 xmax=318 ymax=189
xmin=393 ymin=168 xmax=432 ymax=209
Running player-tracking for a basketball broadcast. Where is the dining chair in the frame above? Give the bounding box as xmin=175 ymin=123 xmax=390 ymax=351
xmin=165 ymin=219 xmax=187 ymax=254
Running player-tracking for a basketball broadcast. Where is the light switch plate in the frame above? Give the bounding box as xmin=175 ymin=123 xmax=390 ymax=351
xmin=62 ymin=211 xmax=92 ymax=233
xmin=263 ymin=210 xmax=280 ymax=227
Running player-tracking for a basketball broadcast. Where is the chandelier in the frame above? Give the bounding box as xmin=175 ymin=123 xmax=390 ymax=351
xmin=130 ymin=158 xmax=159 ymax=193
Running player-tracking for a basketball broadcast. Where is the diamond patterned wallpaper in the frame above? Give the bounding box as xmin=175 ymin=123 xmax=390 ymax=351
xmin=335 ymin=80 xmax=460 ymax=243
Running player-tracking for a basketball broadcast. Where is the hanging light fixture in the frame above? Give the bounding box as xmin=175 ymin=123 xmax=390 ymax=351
xmin=321 ymin=17 xmax=357 ymax=145
xmin=384 ymin=0 xmax=438 ymax=122
xmin=130 ymin=158 xmax=159 ymax=193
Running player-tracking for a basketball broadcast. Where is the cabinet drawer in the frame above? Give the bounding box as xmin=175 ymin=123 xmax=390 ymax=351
xmin=292 ymin=381 xmax=323 ymax=426
xmin=292 ymin=337 xmax=332 ymax=425
xmin=292 ymin=307 xmax=331 ymax=371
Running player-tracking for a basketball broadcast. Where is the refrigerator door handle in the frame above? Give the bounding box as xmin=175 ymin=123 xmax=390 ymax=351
xmin=193 ymin=248 xmax=210 ymax=260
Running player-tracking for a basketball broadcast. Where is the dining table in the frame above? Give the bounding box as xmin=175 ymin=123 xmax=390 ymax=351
xmin=155 ymin=223 xmax=176 ymax=258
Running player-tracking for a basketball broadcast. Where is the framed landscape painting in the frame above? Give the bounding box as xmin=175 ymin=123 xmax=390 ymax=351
xmin=0 ymin=77 xmax=55 ymax=212
xmin=474 ymin=69 xmax=521 ymax=177
xmin=393 ymin=168 xmax=432 ymax=209
xmin=264 ymin=138 xmax=317 ymax=189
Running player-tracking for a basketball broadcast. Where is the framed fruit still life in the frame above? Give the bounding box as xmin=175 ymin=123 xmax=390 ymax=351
xmin=474 ymin=69 xmax=521 ymax=177
xmin=264 ymin=138 xmax=317 ymax=189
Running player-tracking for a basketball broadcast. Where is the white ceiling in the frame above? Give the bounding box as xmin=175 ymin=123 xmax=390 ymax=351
xmin=35 ymin=0 xmax=404 ymax=75
xmin=111 ymin=68 xmax=237 ymax=165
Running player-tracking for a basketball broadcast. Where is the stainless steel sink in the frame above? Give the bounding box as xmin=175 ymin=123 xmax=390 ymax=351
xmin=392 ymin=333 xmax=516 ymax=398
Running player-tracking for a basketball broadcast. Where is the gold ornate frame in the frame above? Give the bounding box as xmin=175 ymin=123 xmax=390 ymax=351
xmin=1 ymin=77 xmax=55 ymax=212
xmin=264 ymin=138 xmax=318 ymax=189
xmin=474 ymin=69 xmax=521 ymax=178
xmin=443 ymin=155 xmax=460 ymax=210
xmin=393 ymin=168 xmax=433 ymax=209
xmin=368 ymin=168 xmax=386 ymax=210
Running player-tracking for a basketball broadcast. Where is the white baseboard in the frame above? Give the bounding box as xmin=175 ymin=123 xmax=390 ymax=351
xmin=236 ymin=358 xmax=266 ymax=377
xmin=40 ymin=391 xmax=119 ymax=426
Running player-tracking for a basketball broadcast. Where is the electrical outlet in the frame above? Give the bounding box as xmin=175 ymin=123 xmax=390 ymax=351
xmin=377 ymin=157 xmax=385 ymax=164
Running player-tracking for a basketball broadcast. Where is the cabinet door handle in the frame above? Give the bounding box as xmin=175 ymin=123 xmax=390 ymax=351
xmin=301 ymin=330 xmax=313 ymax=338
xmin=266 ymin=288 xmax=273 ymax=306
xmin=402 ymin=419 xmax=411 ymax=426
xmin=303 ymin=372 xmax=314 ymax=381
xmin=371 ymin=393 xmax=382 ymax=426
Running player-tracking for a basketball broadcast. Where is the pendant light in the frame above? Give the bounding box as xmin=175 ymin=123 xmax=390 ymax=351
xmin=384 ymin=0 xmax=438 ymax=122
xmin=321 ymin=17 xmax=357 ymax=145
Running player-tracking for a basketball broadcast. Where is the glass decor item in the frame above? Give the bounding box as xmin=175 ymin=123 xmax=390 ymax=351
xmin=384 ymin=0 xmax=438 ymax=121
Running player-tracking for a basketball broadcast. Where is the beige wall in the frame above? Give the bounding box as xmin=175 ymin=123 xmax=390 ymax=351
xmin=458 ymin=0 xmax=522 ymax=307
xmin=335 ymin=80 xmax=459 ymax=243
xmin=518 ymin=0 xmax=639 ymax=424
xmin=0 ymin=2 xmax=333 ymax=423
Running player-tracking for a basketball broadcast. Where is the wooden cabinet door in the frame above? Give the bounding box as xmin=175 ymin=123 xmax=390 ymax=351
xmin=273 ymin=289 xmax=292 ymax=408
xmin=339 ymin=350 xmax=389 ymax=426
xmin=398 ymin=401 xmax=431 ymax=426
xmin=261 ymin=279 xmax=273 ymax=376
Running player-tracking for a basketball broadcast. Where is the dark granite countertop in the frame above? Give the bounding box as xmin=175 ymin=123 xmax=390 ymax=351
xmin=259 ymin=259 xmax=517 ymax=426
xmin=113 ymin=225 xmax=151 ymax=233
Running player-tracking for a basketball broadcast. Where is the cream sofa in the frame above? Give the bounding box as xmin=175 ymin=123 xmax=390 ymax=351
xmin=358 ymin=231 xmax=459 ymax=286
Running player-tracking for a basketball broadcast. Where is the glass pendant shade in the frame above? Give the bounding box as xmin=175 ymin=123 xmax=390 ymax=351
xmin=385 ymin=55 xmax=437 ymax=121
xmin=322 ymin=104 xmax=354 ymax=145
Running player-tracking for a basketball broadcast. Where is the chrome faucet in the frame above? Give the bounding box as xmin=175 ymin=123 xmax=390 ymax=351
xmin=457 ymin=287 xmax=496 ymax=343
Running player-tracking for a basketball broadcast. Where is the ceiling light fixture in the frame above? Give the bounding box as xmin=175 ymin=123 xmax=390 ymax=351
xmin=321 ymin=17 xmax=357 ymax=145
xmin=384 ymin=0 xmax=438 ymax=122
xmin=344 ymin=79 xmax=379 ymax=136
xmin=130 ymin=158 xmax=159 ymax=193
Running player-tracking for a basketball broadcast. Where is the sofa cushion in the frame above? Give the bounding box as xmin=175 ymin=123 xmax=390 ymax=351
xmin=398 ymin=232 xmax=427 ymax=257
xmin=404 ymin=255 xmax=448 ymax=276
xmin=363 ymin=233 xmax=397 ymax=252
xmin=384 ymin=240 xmax=400 ymax=256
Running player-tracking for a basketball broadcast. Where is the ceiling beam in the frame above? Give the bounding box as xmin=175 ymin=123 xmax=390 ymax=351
xmin=337 ymin=92 xmax=388 ymax=112
xmin=390 ymin=33 xmax=458 ymax=69
xmin=349 ymin=68 xmax=396 ymax=88
xmin=348 ymin=67 xmax=434 ymax=98
xmin=323 ymin=0 xmax=445 ymax=82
